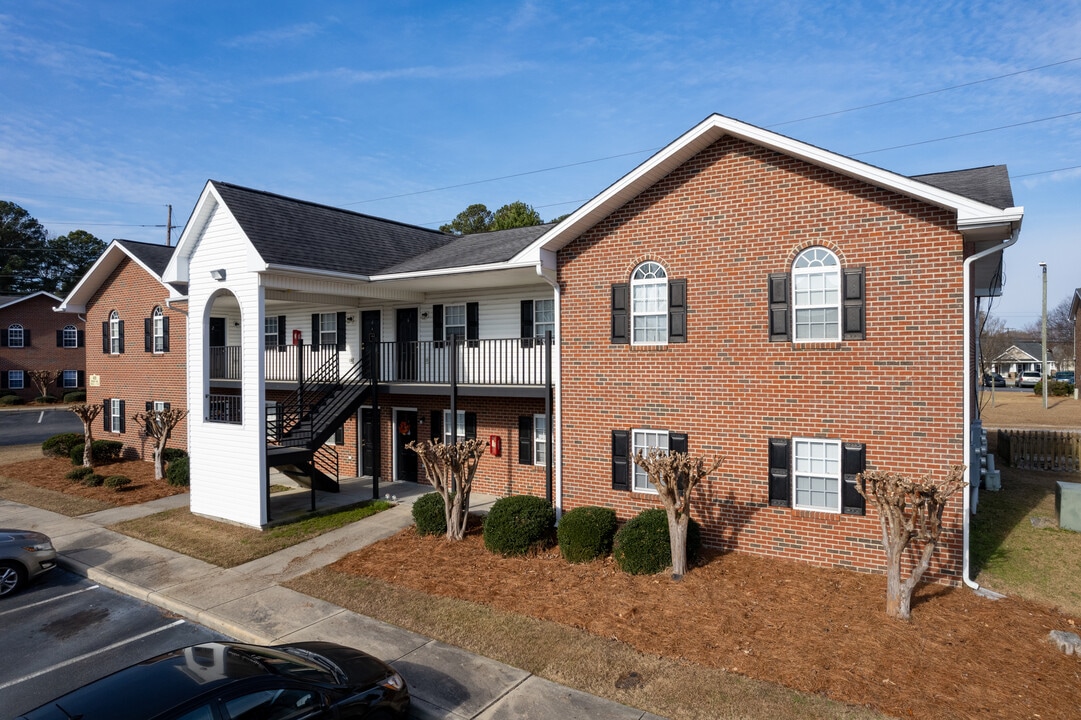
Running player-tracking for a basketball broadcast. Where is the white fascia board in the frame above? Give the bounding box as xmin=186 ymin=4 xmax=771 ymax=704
xmin=55 ymin=242 xmax=137 ymax=312
xmin=164 ymin=181 xmax=267 ymax=285
xmin=370 ymin=259 xmax=539 ymax=283
xmin=516 ymin=114 xmax=1023 ymax=258
xmin=5 ymin=290 xmax=66 ymax=311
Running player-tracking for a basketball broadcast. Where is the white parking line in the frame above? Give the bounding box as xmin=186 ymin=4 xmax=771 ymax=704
xmin=0 ymin=585 xmax=100 ymax=618
xmin=37 ymin=410 xmax=45 ymax=423
xmin=0 ymin=619 xmax=186 ymax=690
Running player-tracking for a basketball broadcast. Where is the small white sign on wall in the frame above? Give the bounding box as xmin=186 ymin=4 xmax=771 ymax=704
xmin=89 ymin=374 xmax=100 ymax=387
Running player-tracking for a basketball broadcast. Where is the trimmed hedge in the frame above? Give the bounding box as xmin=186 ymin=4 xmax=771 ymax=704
xmin=483 ymin=495 xmax=556 ymax=557
xmin=43 ymin=432 xmax=84 ymax=458
xmin=412 ymin=492 xmax=448 ymax=536
xmin=0 ymin=395 xmax=25 ymax=405
xmin=104 ymin=475 xmax=132 ymax=489
xmin=62 ymin=391 xmax=86 ymax=403
xmin=557 ymin=505 xmax=618 ymax=563
xmin=34 ymin=395 xmax=58 ymax=404
xmin=166 ymin=456 xmax=189 ymax=487
xmin=65 ymin=466 xmax=94 ymax=481
xmin=70 ymin=440 xmax=125 ymax=465
xmin=1034 ymin=380 xmax=1075 ymax=397
xmin=70 ymin=444 xmax=85 ymax=465
xmin=613 ymin=508 xmax=702 ymax=575
xmin=81 ymin=473 xmax=105 ymax=487
xmin=161 ymin=448 xmax=188 ymax=463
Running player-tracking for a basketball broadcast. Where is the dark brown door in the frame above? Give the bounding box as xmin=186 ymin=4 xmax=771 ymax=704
xmin=395 ymin=410 xmax=417 ymax=482
xmin=361 ymin=408 xmax=375 ymax=477
xmin=361 ymin=310 xmax=380 ymax=379
xmin=396 ymin=308 xmax=418 ymax=381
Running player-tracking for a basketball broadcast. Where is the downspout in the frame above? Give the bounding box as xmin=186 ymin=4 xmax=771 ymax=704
xmin=537 ymin=249 xmax=562 ymax=517
xmin=962 ymin=228 xmax=1019 ymax=590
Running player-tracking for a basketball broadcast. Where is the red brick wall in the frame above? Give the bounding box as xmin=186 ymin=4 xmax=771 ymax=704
xmin=85 ymin=258 xmax=188 ymax=460
xmin=0 ymin=295 xmax=85 ymax=402
xmin=557 ymin=137 xmax=967 ymax=582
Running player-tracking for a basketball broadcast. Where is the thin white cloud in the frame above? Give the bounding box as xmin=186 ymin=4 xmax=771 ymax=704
xmin=220 ymin=22 xmax=324 ymax=48
xmin=264 ymin=61 xmax=536 ymax=85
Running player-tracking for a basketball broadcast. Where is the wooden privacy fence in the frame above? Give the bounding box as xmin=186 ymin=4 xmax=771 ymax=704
xmin=997 ymin=429 xmax=1081 ymax=472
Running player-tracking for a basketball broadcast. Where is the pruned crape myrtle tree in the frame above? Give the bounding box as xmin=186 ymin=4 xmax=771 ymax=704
xmin=633 ymin=448 xmax=723 ymax=580
xmin=856 ymin=466 xmax=967 ymax=620
xmin=131 ymin=407 xmax=189 ymax=480
xmin=406 ymin=438 xmax=487 ymax=540
xmin=68 ymin=402 xmax=102 ymax=467
xmin=26 ymin=369 xmax=59 ymax=401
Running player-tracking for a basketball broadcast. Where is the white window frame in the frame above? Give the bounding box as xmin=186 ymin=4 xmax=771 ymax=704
xmin=444 ymin=304 xmax=466 ymax=341
xmin=631 ymin=428 xmax=669 ymax=494
xmin=63 ymin=324 xmax=78 ymax=348
xmin=7 ymin=370 xmax=24 ymax=389
xmin=264 ymin=316 xmax=279 ymax=349
xmin=534 ymin=299 xmax=554 ymax=340
xmin=631 ymin=261 xmax=667 ymax=345
xmin=319 ymin=312 xmax=337 ymax=347
xmin=793 ymin=437 xmax=842 ymax=513
xmin=792 ymin=247 xmax=841 ymax=342
xmin=533 ymin=414 xmax=547 ymax=466
xmin=7 ymin=324 xmax=24 ymax=348
xmin=110 ymin=398 xmax=122 ymax=434
xmin=109 ymin=310 xmax=121 ymax=354
xmin=442 ymin=409 xmax=466 ymax=444
xmin=152 ymin=307 xmax=165 ymax=353
xmin=62 ymin=370 xmax=78 ymax=388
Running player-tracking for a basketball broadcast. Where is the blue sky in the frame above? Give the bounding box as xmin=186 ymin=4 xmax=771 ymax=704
xmin=1 ymin=1 xmax=1078 ymax=328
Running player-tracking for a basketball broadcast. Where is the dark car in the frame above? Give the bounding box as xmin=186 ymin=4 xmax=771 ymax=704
xmin=17 ymin=641 xmax=409 ymax=720
xmin=981 ymin=372 xmax=1006 ymax=387
xmin=1055 ymin=371 xmax=1075 ymax=384
xmin=0 ymin=529 xmax=57 ymax=597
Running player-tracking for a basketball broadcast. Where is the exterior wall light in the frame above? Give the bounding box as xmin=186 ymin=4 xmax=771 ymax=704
xmin=210 ymin=269 xmax=226 ymax=281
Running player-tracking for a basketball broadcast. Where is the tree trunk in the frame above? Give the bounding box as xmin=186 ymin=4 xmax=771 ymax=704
xmin=82 ymin=422 xmax=94 ymax=468
xmin=668 ymin=513 xmax=688 ymax=580
xmin=153 ymin=444 xmax=165 ymax=480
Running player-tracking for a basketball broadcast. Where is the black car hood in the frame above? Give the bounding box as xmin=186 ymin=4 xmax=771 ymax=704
xmin=279 ymin=641 xmax=395 ymax=687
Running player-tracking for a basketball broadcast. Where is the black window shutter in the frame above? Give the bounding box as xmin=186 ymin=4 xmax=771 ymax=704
xmin=162 ymin=316 xmax=170 ymax=352
xmin=843 ymin=268 xmax=866 ymax=340
xmin=841 ymin=442 xmax=866 ymax=515
xmin=102 ymin=321 xmax=109 ymax=353
xmin=163 ymin=402 xmax=171 ymax=410
xmin=611 ymin=284 xmax=629 ymax=344
xmin=669 ymin=432 xmax=688 ymax=454
xmin=518 ymin=416 xmax=533 ymax=465
xmin=277 ymin=316 xmax=286 ymax=348
xmin=23 ymin=329 xmax=30 ymax=346
xmin=117 ymin=321 xmax=124 ymax=354
xmin=336 ymin=312 xmax=346 ymax=351
xmin=118 ymin=400 xmax=126 ymax=433
xmin=0 ymin=372 xmax=6 ymax=389
xmin=466 ymin=302 xmax=479 ymax=346
xmin=56 ymin=330 xmax=63 ymax=347
xmin=145 ymin=401 xmax=152 ymax=411
xmin=77 ymin=371 xmax=84 ymax=387
xmin=430 ymin=410 xmax=442 ymax=441
xmin=465 ymin=412 xmax=477 ymax=440
xmin=103 ymin=399 xmax=111 ymax=432
xmin=144 ymin=317 xmax=153 ymax=352
xmin=612 ymin=430 xmax=630 ymax=491
xmin=56 ymin=373 xmax=63 ymax=389
xmin=768 ymin=438 xmax=791 ymax=507
xmin=77 ymin=330 xmax=85 ymax=347
xmin=520 ymin=300 xmax=534 ymax=338
xmin=0 ymin=331 xmax=6 ymax=347
xmin=311 ymin=314 xmax=319 ymax=350
xmin=768 ymin=274 xmax=790 ymax=342
xmin=432 ymin=305 xmax=444 ymax=343
xmin=668 ymin=279 xmax=687 ymax=343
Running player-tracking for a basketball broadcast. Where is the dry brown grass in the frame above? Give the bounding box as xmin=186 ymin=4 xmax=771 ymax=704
xmin=979 ymin=389 xmax=1081 ymax=429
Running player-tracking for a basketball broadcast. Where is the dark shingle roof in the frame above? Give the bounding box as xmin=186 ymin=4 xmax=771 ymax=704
xmin=115 ymin=239 xmax=176 ymax=278
xmin=910 ymin=165 xmax=1014 ymax=210
xmin=211 ymin=181 xmax=452 ymax=276
xmin=380 ymin=223 xmax=554 ymax=274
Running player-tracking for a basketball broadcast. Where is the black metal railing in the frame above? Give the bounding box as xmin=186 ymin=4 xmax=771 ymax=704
xmin=207 ymin=394 xmax=242 ymax=424
xmin=371 ymin=337 xmax=549 ymax=385
xmin=263 ymin=344 xmax=341 ymax=382
xmin=314 ymin=444 xmax=339 ymax=483
xmin=209 ymin=346 xmax=242 ymax=380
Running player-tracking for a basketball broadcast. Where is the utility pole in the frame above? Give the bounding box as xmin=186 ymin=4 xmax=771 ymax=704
xmin=166 ymin=205 xmax=173 ymax=247
xmin=1040 ymin=262 xmax=1048 ymax=409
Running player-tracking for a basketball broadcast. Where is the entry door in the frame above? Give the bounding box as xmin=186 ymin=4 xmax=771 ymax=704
xmin=209 ymin=317 xmax=226 ymax=346
xmin=396 ymin=308 xmax=418 ymax=381
xmin=395 ymin=410 xmax=417 ymax=482
xmin=209 ymin=317 xmax=227 ymax=378
xmin=360 ymin=408 xmax=375 ymax=477
xmin=361 ymin=310 xmax=380 ymax=379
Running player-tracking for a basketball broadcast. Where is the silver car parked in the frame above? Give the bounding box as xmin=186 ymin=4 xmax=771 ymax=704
xmin=0 ymin=529 xmax=57 ymax=597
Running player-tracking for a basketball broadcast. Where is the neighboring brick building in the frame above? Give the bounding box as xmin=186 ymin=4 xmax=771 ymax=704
xmin=521 ymin=114 xmax=1023 ymax=583
xmin=58 ymin=240 xmax=187 ymax=460
xmin=0 ymin=291 xmax=85 ymax=402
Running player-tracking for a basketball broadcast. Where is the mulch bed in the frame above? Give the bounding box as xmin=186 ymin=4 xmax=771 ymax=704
xmin=0 ymin=456 xmax=186 ymax=505
xmin=334 ymin=524 xmax=1081 ymax=720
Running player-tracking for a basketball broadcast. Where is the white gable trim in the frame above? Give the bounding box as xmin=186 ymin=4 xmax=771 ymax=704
xmin=56 ymin=243 xmax=178 ymax=313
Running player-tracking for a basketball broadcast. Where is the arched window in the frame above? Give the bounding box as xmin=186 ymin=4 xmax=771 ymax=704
xmin=631 ymin=261 xmax=668 ymax=344
xmin=7 ymin=324 xmax=24 ymax=348
xmin=152 ymin=307 xmax=165 ymax=352
xmin=109 ymin=311 xmax=122 ymax=354
xmin=62 ymin=324 xmax=78 ymax=348
xmin=792 ymin=247 xmax=840 ymax=341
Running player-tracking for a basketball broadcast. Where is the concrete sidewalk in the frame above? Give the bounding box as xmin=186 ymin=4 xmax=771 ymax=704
xmin=0 ymin=490 xmax=663 ymax=720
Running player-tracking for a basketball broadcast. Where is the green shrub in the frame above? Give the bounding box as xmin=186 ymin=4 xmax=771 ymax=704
xmin=613 ymin=508 xmax=702 ymax=575
xmin=0 ymin=395 xmax=25 ymax=406
xmin=412 ymin=492 xmax=448 ymax=536
xmin=81 ymin=473 xmax=105 ymax=487
xmin=161 ymin=447 xmax=188 ymax=463
xmin=91 ymin=440 xmax=123 ymax=462
xmin=558 ymin=505 xmax=618 ymax=563
xmin=1034 ymin=380 xmax=1075 ymax=397
xmin=65 ymin=466 xmax=94 ymax=481
xmin=34 ymin=395 xmax=58 ymax=404
xmin=70 ymin=443 xmax=86 ymax=465
xmin=62 ymin=391 xmax=86 ymax=403
xmin=43 ymin=432 xmax=84 ymax=458
xmin=483 ymin=495 xmax=556 ymax=556
xmin=103 ymin=475 xmax=132 ymax=489
xmin=166 ymin=456 xmax=189 ymax=487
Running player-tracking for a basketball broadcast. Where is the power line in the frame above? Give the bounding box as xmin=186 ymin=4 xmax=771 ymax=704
xmin=1011 ymin=164 xmax=1081 ymax=178
xmin=853 ymin=111 xmax=1081 ymax=156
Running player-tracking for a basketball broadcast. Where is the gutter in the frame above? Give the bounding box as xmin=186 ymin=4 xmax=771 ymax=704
xmin=536 ymin=249 xmax=563 ymax=518
xmin=961 ymin=228 xmax=1020 ymax=591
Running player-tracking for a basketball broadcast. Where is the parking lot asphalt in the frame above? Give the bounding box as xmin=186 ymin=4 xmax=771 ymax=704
xmin=0 ymin=408 xmax=84 ymax=446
